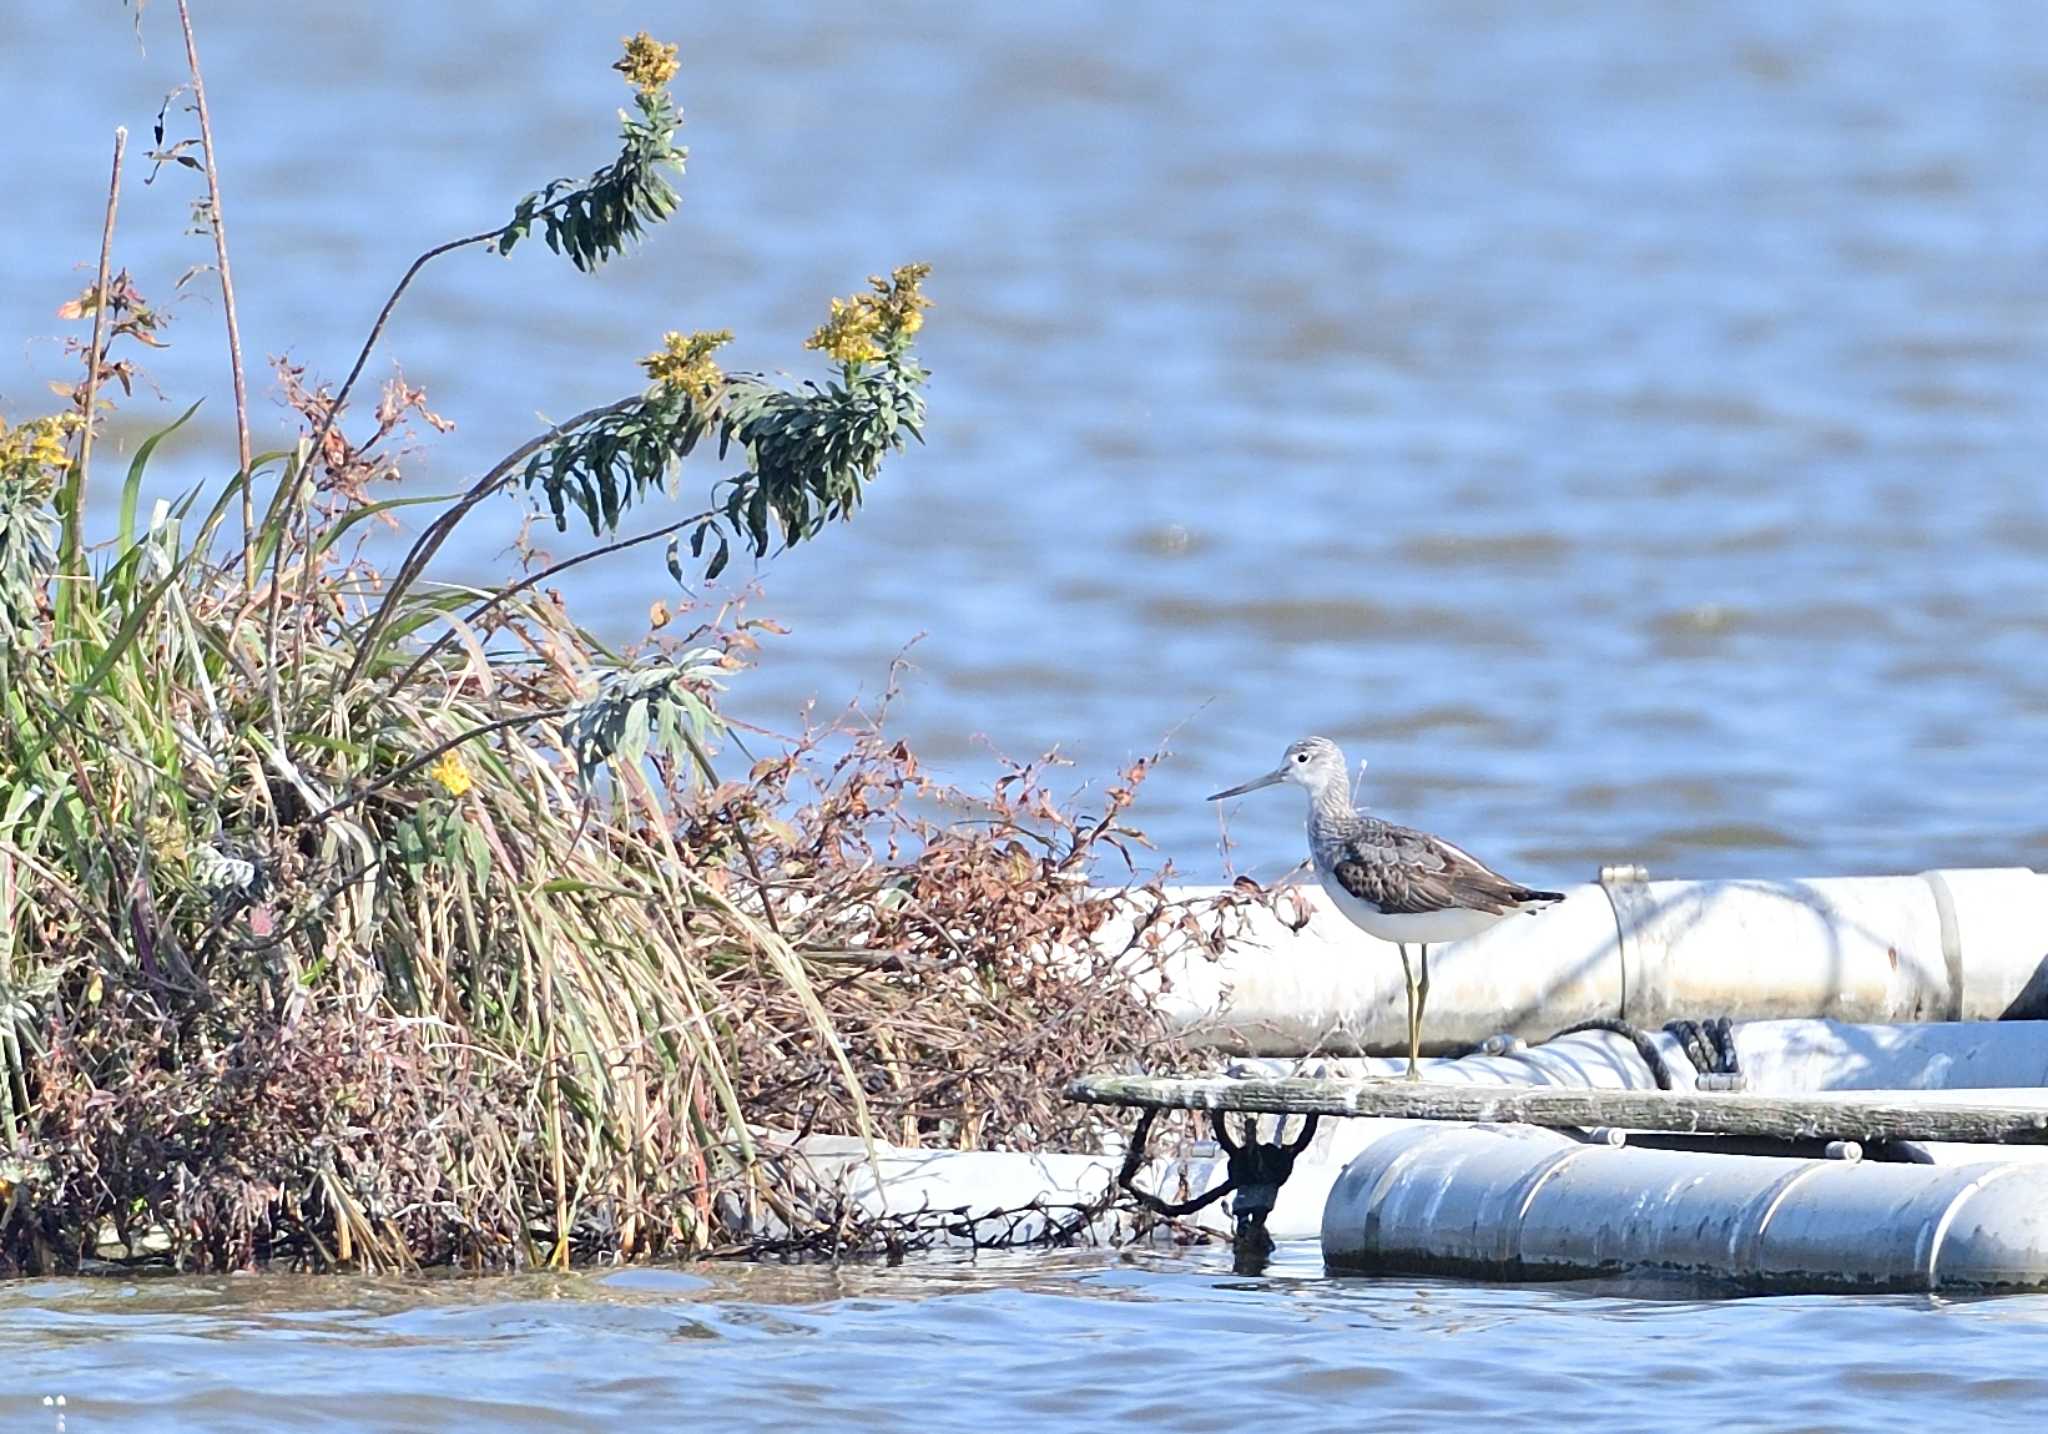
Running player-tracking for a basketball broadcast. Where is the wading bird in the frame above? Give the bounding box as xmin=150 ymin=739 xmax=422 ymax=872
xmin=1209 ymin=735 xmax=1564 ymax=1079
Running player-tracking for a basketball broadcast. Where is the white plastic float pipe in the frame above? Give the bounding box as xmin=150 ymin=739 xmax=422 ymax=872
xmin=1321 ymin=1123 xmax=2048 ymax=1293
xmin=795 ymin=1089 xmax=2048 ymax=1251
xmin=1123 ymin=868 xmax=2048 ymax=1056
xmin=795 ymin=1119 xmax=1407 ymax=1245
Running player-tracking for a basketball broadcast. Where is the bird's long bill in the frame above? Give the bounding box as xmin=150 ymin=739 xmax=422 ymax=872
xmin=1207 ymin=768 xmax=1285 ymax=801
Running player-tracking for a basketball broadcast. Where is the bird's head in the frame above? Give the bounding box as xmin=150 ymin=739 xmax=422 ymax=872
xmin=1208 ymin=735 xmax=1351 ymax=802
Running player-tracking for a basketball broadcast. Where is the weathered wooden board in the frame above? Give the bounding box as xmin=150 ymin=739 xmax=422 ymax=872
xmin=1066 ymin=1074 xmax=2048 ymax=1145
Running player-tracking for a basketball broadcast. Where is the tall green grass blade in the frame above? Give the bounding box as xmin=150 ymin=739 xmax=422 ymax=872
xmin=116 ymin=400 xmax=203 ymax=556
xmin=314 ymin=492 xmax=462 ymax=557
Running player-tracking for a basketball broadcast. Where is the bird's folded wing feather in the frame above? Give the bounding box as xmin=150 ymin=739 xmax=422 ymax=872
xmin=1331 ymin=828 xmax=1536 ymax=916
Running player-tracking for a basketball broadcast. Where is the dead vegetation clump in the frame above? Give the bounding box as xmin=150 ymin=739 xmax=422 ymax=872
xmin=15 ymin=1005 xmax=528 ymax=1272
xmin=718 ymin=722 xmax=1255 ymax=1158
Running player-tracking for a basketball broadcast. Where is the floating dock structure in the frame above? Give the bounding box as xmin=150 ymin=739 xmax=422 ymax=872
xmin=803 ymin=868 xmax=2048 ymax=1293
xmin=1065 ymin=1072 xmax=2048 ymax=1290
xmin=1066 ymin=1073 xmax=2048 ymax=1147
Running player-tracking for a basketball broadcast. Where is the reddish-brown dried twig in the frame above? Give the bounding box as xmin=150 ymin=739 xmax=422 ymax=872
xmin=64 ymin=127 xmax=126 ymax=580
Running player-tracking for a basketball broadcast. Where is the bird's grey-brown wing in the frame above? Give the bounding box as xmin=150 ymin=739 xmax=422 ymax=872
xmin=1331 ymin=825 xmax=1559 ymax=916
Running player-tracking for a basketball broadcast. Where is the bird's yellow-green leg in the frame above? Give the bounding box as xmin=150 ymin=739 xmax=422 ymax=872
xmin=1414 ymin=943 xmax=1432 ymax=1083
xmin=1398 ymin=943 xmax=1421 ymax=1081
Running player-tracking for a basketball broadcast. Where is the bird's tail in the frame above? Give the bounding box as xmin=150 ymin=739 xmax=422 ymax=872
xmin=1515 ymin=887 xmax=1567 ymax=910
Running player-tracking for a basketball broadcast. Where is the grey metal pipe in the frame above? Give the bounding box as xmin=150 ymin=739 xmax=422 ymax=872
xmin=1321 ymin=1123 xmax=2048 ymax=1293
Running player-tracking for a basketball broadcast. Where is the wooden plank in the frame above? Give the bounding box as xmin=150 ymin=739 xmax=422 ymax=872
xmin=1065 ymin=1074 xmax=2048 ymax=1145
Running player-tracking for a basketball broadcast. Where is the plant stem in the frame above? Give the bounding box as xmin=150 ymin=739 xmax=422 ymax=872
xmin=66 ymin=127 xmax=126 ymax=583
xmin=297 ymin=190 xmax=590 ymax=497
xmin=386 ymin=507 xmax=714 ymax=695
xmin=335 ymin=398 xmax=634 ymax=697
xmin=301 ymin=703 xmax=574 ymax=826
xmin=174 ymin=0 xmax=256 ymax=592
xmin=293 ymin=213 xmax=585 ymax=703
xmin=296 ymin=229 xmax=500 ymax=485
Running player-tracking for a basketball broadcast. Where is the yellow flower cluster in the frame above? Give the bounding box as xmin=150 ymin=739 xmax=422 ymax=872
xmin=803 ymin=263 xmax=933 ymax=366
xmin=804 ymin=296 xmax=884 ymax=365
xmin=0 ymin=412 xmax=81 ymax=476
xmin=614 ymin=31 xmax=680 ymax=94
xmin=871 ymin=261 xmax=933 ymax=337
xmin=429 ymin=750 xmax=474 ymax=798
xmin=640 ymin=328 xmax=733 ymax=399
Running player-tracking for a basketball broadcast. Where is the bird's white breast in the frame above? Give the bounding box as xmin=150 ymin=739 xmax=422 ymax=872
xmin=1313 ymin=868 xmax=1510 ymax=945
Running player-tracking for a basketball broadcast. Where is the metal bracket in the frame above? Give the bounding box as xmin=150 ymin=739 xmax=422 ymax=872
xmin=1116 ymin=1107 xmax=1319 ymax=1273
xmin=1598 ymin=863 xmax=1655 ymax=1024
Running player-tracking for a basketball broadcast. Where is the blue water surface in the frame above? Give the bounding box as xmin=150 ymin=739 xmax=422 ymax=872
xmin=5 ymin=1 xmax=2046 ymax=885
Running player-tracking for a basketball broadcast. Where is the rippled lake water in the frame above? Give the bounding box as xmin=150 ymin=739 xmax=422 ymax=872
xmin=7 ymin=1 xmax=2048 ymax=1419
xmin=8 ymin=0 xmax=2048 ymax=884
xmin=6 ymin=1245 xmax=2048 ymax=1432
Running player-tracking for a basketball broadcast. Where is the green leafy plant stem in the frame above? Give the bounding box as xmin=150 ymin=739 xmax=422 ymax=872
xmin=335 ymin=396 xmax=637 ymax=697
xmin=293 ymin=227 xmax=504 ymax=503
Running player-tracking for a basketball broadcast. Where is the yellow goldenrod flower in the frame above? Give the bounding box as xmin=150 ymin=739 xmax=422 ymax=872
xmin=640 ymin=328 xmax=733 ymax=399
xmin=28 ymin=429 xmax=69 ymax=470
xmin=1 ymin=412 xmax=79 ymax=476
xmin=429 ymin=750 xmax=474 ymax=798
xmin=614 ymin=32 xmax=680 ymax=94
xmin=805 ymin=263 xmax=932 ymax=366
xmin=869 ymin=261 xmax=933 ymax=338
xmin=803 ymin=295 xmax=884 ymax=365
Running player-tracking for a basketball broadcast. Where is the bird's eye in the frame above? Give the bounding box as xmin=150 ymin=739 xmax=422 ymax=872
xmin=1293 ymin=753 xmax=1307 ymax=763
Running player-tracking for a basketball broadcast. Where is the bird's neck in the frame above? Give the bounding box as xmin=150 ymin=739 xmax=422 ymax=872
xmin=1304 ymin=779 xmax=1356 ymax=832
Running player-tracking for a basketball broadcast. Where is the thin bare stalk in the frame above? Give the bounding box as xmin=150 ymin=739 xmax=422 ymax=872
xmin=296 ymin=229 xmax=499 ymax=488
xmin=335 ymin=397 xmax=634 ymax=697
xmin=65 ymin=127 xmax=127 ymax=581
xmin=287 ymin=222 xmax=564 ymax=710
xmin=174 ymin=0 xmax=255 ymax=591
xmin=296 ymin=186 xmax=593 ymax=501
xmin=386 ymin=507 xmax=714 ymax=695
